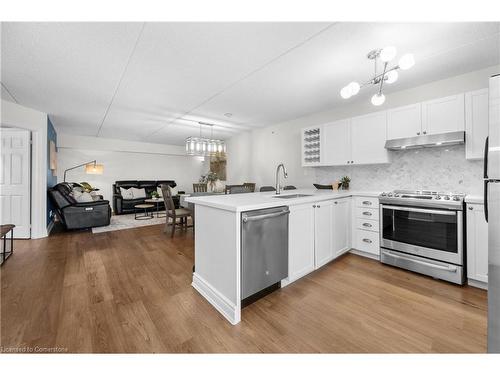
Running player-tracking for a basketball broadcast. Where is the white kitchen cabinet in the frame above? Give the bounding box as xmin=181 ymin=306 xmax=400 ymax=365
xmin=387 ymin=103 xmax=422 ymax=139
xmin=350 ymin=111 xmax=390 ymax=165
xmin=351 ymin=196 xmax=380 ymax=258
xmin=322 ymin=119 xmax=351 ymax=166
xmin=333 ymin=198 xmax=351 ymax=257
xmin=287 ymin=203 xmax=316 ymax=284
xmin=314 ymin=200 xmax=335 ymax=268
xmin=421 ymin=93 xmax=465 ymax=135
xmin=466 ymin=203 xmax=488 ymax=287
xmin=465 ymin=88 xmax=489 ymax=160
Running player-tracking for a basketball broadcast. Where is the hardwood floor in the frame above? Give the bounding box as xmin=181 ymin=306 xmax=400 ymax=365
xmin=1 ymin=224 xmax=487 ymax=353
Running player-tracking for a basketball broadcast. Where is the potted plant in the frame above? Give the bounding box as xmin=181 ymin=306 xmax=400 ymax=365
xmin=200 ymin=171 xmax=219 ymax=192
xmin=340 ymin=176 xmax=351 ymax=190
xmin=150 ymin=191 xmax=160 ymax=200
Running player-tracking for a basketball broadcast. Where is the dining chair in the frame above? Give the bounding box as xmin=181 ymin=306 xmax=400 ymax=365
xmin=259 ymin=186 xmax=276 ymax=192
xmin=225 ymin=184 xmax=250 ymax=194
xmin=283 ymin=185 xmax=297 ymax=190
xmin=193 ymin=183 xmax=207 ymax=193
xmin=161 ymin=184 xmax=192 ymax=237
xmin=243 ymin=182 xmax=256 ymax=192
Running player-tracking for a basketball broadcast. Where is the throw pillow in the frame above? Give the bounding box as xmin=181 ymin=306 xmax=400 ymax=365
xmin=120 ymin=187 xmax=134 ymax=200
xmin=69 ymin=188 xmax=83 ymax=201
xmin=131 ymin=187 xmax=147 ymax=199
xmin=75 ymin=191 xmax=94 ymax=203
xmin=157 ymin=186 xmax=163 ymax=197
xmin=169 ymin=186 xmax=178 ymax=196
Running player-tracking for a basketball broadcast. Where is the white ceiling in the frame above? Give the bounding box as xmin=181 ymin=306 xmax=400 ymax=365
xmin=2 ymin=22 xmax=499 ymax=145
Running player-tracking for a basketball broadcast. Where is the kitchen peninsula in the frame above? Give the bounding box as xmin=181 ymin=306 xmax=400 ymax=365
xmin=186 ymin=189 xmax=380 ymax=324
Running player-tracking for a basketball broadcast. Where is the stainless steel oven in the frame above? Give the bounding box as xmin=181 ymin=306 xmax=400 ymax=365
xmin=379 ymin=190 xmax=465 ymax=284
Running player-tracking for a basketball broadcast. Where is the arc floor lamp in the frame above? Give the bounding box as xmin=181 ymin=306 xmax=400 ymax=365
xmin=63 ymin=160 xmax=104 ymax=182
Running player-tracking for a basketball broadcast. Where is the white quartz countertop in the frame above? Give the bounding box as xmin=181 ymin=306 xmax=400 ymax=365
xmin=465 ymin=195 xmax=484 ymax=204
xmin=185 ymin=189 xmax=381 ymax=212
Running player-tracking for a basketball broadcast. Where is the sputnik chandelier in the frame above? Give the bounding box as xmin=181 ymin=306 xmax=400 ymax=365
xmin=340 ymin=46 xmax=415 ymax=106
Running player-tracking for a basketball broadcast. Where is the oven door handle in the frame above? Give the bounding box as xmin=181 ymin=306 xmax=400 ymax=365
xmin=382 ymin=250 xmax=458 ymax=272
xmin=380 ymin=205 xmax=457 ymax=216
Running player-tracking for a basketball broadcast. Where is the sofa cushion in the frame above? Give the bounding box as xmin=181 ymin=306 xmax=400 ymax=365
xmin=120 ymin=187 xmax=134 ymax=199
xmin=131 ymin=187 xmax=147 ymax=199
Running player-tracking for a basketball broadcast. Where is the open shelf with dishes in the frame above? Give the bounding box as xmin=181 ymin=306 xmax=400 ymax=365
xmin=302 ymin=127 xmax=321 ymax=166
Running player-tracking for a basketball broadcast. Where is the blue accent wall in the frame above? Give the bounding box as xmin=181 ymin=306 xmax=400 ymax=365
xmin=47 ymin=117 xmax=57 ymax=227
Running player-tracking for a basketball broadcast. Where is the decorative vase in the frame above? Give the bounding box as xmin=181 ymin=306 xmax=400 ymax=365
xmin=208 ymin=180 xmax=216 ymax=192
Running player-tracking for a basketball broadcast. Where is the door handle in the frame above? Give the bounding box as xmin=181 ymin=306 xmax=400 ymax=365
xmin=242 ymin=210 xmax=290 ymax=223
xmin=382 ymin=250 xmax=458 ymax=272
xmin=362 ymin=238 xmax=372 ymax=243
xmin=362 ymin=201 xmax=372 ymax=205
xmin=362 ymin=211 xmax=372 ymax=216
xmin=362 ymin=223 xmax=372 ymax=227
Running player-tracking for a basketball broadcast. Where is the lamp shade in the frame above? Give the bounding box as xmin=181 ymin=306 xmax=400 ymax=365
xmin=85 ymin=163 xmax=104 ymax=175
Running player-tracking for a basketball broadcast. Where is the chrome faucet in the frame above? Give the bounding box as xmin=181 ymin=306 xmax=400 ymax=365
xmin=275 ymin=163 xmax=288 ymax=195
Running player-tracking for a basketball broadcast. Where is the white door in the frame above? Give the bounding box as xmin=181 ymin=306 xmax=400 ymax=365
xmin=0 ymin=128 xmax=31 ymax=238
xmin=465 ymin=88 xmax=489 ymax=160
xmin=322 ymin=119 xmax=351 ymax=166
xmin=387 ymin=103 xmax=422 ymax=139
xmin=314 ymin=200 xmax=334 ymax=268
xmin=466 ymin=204 xmax=488 ymax=283
xmin=287 ymin=203 xmax=315 ymax=283
xmin=422 ymin=93 xmax=465 ymax=135
xmin=333 ymin=198 xmax=351 ymax=258
xmin=350 ymin=111 xmax=390 ymax=165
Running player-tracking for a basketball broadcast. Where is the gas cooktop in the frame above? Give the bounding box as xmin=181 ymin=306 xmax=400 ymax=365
xmin=379 ymin=190 xmax=465 ymax=210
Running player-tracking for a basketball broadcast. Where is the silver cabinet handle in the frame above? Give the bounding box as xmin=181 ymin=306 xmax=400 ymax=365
xmin=362 ymin=201 xmax=372 ymax=205
xmin=313 ymin=205 xmax=316 ymax=208
xmin=242 ymin=210 xmax=290 ymax=223
xmin=334 ymin=201 xmax=338 ymax=204
xmin=382 ymin=250 xmax=458 ymax=272
xmin=423 ymin=131 xmax=427 ymax=134
xmin=468 ymin=206 xmax=473 ymax=210
xmin=362 ymin=238 xmax=372 ymax=243
xmin=362 ymin=211 xmax=372 ymax=216
xmin=362 ymin=223 xmax=372 ymax=227
xmin=351 ymin=160 xmax=354 ymax=163
xmin=317 ymin=205 xmax=321 ymax=208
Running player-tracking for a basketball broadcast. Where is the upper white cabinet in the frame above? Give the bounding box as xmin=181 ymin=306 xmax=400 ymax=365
xmin=421 ymin=93 xmax=465 ymax=135
xmin=465 ymin=88 xmax=489 ymax=160
xmin=350 ymin=111 xmax=390 ymax=165
xmin=387 ymin=103 xmax=422 ymax=139
xmin=322 ymin=119 xmax=351 ymax=166
xmin=466 ymin=203 xmax=488 ymax=287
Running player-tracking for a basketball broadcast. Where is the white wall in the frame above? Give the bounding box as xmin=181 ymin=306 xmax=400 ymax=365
xmin=1 ymin=99 xmax=48 ymax=238
xmin=227 ymin=65 xmax=500 ymax=193
xmin=56 ymin=134 xmax=207 ymax=204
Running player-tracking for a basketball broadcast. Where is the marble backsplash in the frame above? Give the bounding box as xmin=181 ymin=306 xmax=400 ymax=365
xmin=315 ymin=145 xmax=484 ymax=195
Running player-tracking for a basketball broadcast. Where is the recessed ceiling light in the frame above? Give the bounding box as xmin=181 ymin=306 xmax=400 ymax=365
xmin=224 ymin=113 xmax=233 ymax=118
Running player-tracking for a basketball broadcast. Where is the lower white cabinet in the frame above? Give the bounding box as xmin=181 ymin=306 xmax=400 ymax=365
xmin=285 ymin=198 xmax=352 ymax=284
xmin=351 ymin=196 xmax=380 ymax=257
xmin=466 ymin=203 xmax=488 ymax=286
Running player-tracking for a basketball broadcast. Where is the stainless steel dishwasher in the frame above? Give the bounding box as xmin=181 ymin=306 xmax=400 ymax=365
xmin=241 ymin=206 xmax=289 ymax=305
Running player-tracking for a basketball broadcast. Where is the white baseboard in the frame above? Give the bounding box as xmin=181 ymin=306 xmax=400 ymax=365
xmin=192 ymin=273 xmax=240 ymax=325
xmin=467 ymin=278 xmax=488 ymax=290
xmin=349 ymin=248 xmax=380 ymax=261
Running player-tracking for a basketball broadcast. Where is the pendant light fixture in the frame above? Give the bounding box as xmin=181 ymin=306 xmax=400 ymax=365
xmin=185 ymin=122 xmax=226 ymax=157
xmin=340 ymin=46 xmax=415 ymax=106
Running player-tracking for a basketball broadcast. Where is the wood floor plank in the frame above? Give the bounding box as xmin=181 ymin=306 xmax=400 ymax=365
xmin=1 ymin=224 xmax=487 ymax=353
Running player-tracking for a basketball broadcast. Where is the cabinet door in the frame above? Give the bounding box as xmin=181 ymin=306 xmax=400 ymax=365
xmin=333 ymin=198 xmax=351 ymax=258
xmin=387 ymin=103 xmax=422 ymax=139
xmin=314 ymin=201 xmax=334 ymax=269
xmin=421 ymin=93 xmax=465 ymax=135
xmin=465 ymin=89 xmax=489 ymax=160
xmin=466 ymin=204 xmax=488 ymax=283
xmin=350 ymin=111 xmax=390 ymax=165
xmin=287 ymin=203 xmax=315 ymax=283
xmin=322 ymin=119 xmax=351 ymax=166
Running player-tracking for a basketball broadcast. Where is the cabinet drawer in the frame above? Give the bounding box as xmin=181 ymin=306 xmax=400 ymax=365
xmin=354 ymin=196 xmax=379 ymax=208
xmin=355 ymin=207 xmax=379 ymax=221
xmin=356 ymin=218 xmax=379 ymax=232
xmin=354 ymin=229 xmax=380 ymax=255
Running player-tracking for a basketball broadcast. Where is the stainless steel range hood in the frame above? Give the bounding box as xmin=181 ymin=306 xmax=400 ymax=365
xmin=384 ymin=131 xmax=465 ymax=150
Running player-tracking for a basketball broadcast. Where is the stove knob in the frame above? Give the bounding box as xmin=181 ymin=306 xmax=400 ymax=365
xmin=394 ymin=194 xmax=400 ymax=197
xmin=435 ymin=195 xmax=441 ymax=200
xmin=453 ymin=196 xmax=460 ymax=201
xmin=381 ymin=192 xmax=387 ymax=196
xmin=444 ymin=195 xmax=450 ymax=200
xmin=388 ymin=193 xmax=393 ymax=197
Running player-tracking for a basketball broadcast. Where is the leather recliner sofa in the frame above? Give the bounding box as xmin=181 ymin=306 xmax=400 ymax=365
xmin=48 ymin=182 xmax=112 ymax=230
xmin=112 ymin=180 xmax=181 ymax=215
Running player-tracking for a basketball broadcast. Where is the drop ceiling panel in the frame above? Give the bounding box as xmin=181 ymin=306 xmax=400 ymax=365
xmin=194 ymin=23 xmax=500 ymax=127
xmin=1 ymin=22 xmax=144 ymax=135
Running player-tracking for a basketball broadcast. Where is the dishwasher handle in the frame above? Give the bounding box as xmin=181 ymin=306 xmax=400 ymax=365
xmin=242 ymin=209 xmax=290 ymax=223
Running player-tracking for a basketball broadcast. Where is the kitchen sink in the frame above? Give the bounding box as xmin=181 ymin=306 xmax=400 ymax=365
xmin=272 ymin=194 xmax=312 ymax=199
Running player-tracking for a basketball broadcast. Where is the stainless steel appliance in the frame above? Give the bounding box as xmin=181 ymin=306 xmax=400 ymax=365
xmin=241 ymin=206 xmax=289 ymax=304
xmin=379 ymin=190 xmax=465 ymax=284
xmin=486 ymin=74 xmax=500 ymax=353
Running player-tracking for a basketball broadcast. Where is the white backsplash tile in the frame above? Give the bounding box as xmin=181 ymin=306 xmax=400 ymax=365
xmin=315 ymin=145 xmax=483 ymax=194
